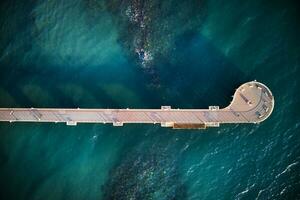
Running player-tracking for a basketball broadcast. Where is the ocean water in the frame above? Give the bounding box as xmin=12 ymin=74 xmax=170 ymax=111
xmin=0 ymin=0 xmax=300 ymax=199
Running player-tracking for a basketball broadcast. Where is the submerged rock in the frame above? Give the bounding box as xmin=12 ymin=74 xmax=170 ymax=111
xmin=102 ymin=144 xmax=187 ymax=200
xmin=104 ymin=0 xmax=206 ymax=88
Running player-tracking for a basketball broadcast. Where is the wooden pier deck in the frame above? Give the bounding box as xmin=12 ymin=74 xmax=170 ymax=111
xmin=0 ymin=81 xmax=274 ymax=129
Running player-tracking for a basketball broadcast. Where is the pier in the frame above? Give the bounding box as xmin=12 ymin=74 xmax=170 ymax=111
xmin=0 ymin=81 xmax=274 ymax=129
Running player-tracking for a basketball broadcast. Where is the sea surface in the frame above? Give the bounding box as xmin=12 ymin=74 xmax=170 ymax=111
xmin=0 ymin=0 xmax=300 ymax=199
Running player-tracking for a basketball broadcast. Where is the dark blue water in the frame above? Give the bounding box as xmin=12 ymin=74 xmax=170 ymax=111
xmin=0 ymin=0 xmax=300 ymax=199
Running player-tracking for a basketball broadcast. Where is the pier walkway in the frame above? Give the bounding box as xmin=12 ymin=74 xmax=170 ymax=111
xmin=0 ymin=81 xmax=274 ymax=129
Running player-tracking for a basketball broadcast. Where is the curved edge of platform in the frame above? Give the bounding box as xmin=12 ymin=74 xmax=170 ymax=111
xmin=255 ymin=81 xmax=275 ymax=123
xmin=224 ymin=81 xmax=274 ymax=123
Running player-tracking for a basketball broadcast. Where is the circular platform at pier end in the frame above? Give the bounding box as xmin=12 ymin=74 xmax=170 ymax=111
xmin=225 ymin=81 xmax=274 ymax=123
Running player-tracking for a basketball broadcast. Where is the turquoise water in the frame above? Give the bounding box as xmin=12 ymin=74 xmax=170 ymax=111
xmin=0 ymin=0 xmax=300 ymax=199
